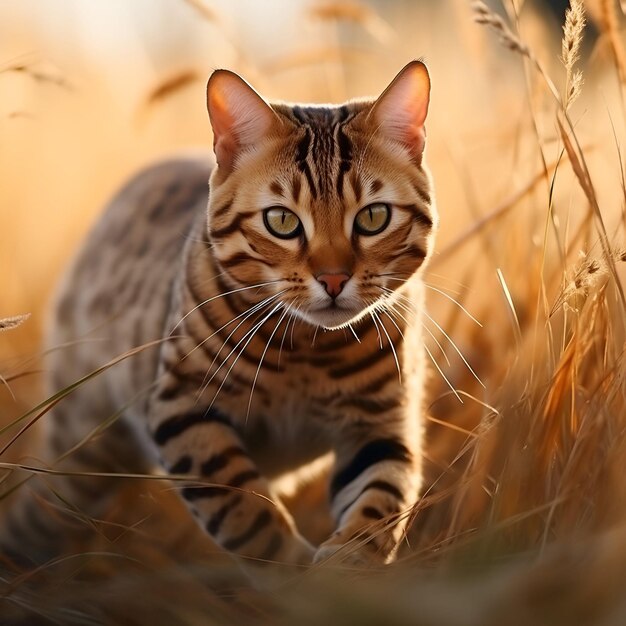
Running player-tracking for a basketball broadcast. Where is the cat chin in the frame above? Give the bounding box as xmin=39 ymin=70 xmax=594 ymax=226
xmin=300 ymin=307 xmax=369 ymax=331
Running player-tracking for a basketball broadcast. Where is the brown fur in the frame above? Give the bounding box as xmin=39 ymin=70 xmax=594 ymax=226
xmin=1 ymin=62 xmax=437 ymax=568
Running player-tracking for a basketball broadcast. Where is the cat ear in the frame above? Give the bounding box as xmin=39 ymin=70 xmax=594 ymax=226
xmin=206 ymin=70 xmax=279 ymax=171
xmin=368 ymin=60 xmax=431 ymax=160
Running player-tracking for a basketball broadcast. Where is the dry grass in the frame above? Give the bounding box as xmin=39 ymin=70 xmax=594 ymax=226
xmin=1 ymin=0 xmax=626 ymax=624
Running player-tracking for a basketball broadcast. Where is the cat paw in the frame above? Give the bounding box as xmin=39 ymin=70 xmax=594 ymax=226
xmin=313 ymin=542 xmax=377 ymax=567
xmin=283 ymin=536 xmax=316 ymax=565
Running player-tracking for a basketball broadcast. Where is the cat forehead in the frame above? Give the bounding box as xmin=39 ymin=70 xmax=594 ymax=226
xmin=260 ymin=101 xmax=380 ymax=202
xmin=271 ymin=101 xmax=370 ymax=128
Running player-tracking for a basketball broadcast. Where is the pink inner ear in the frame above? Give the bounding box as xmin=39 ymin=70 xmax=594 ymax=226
xmin=206 ymin=70 xmax=277 ymax=171
xmin=207 ymin=84 xmax=239 ymax=170
xmin=401 ymin=124 xmax=426 ymax=159
xmin=372 ymin=61 xmax=431 ymax=159
xmin=213 ymin=134 xmax=237 ymax=172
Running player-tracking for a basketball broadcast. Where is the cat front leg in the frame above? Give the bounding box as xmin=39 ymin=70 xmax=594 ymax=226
xmin=315 ymin=429 xmax=420 ymax=565
xmin=149 ymin=404 xmax=314 ymax=565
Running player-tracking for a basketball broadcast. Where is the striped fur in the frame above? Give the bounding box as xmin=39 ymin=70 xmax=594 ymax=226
xmin=1 ymin=62 xmax=437 ymax=567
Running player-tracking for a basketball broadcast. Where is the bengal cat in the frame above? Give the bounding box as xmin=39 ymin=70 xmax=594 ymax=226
xmin=2 ymin=60 xmax=436 ymax=567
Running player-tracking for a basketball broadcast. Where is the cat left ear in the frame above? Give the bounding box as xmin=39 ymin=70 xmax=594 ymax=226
xmin=368 ymin=60 xmax=431 ymax=161
xmin=207 ymin=70 xmax=279 ymax=172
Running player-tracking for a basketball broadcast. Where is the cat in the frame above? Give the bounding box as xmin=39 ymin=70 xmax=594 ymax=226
xmin=2 ymin=60 xmax=436 ymax=567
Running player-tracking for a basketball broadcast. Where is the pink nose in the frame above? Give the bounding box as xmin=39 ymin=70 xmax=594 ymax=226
xmin=316 ymin=273 xmax=351 ymax=298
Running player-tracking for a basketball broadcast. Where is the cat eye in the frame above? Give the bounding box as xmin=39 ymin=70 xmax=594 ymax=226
xmin=354 ymin=203 xmax=391 ymax=236
xmin=263 ymin=207 xmax=303 ymax=239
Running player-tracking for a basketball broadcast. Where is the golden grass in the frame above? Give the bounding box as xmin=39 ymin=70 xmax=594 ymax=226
xmin=1 ymin=0 xmax=626 ymax=624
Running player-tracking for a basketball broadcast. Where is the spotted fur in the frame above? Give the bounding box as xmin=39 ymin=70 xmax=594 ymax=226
xmin=2 ymin=61 xmax=437 ymax=567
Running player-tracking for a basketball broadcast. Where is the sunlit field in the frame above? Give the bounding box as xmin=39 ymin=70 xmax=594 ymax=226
xmin=1 ymin=0 xmax=626 ymax=624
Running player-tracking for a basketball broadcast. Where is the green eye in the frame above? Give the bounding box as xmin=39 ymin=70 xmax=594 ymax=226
xmin=263 ymin=207 xmax=303 ymax=239
xmin=354 ymin=203 xmax=391 ymax=236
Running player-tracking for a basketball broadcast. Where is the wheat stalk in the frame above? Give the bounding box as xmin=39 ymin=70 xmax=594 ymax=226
xmin=470 ymin=1 xmax=561 ymax=103
xmin=561 ymin=0 xmax=586 ymax=108
xmin=599 ymin=0 xmax=626 ymax=85
xmin=0 ymin=313 xmax=30 ymax=333
xmin=471 ymin=1 xmax=530 ymax=56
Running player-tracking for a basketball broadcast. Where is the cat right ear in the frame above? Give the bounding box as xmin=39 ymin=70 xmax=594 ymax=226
xmin=206 ymin=70 xmax=279 ymax=172
xmin=368 ymin=60 xmax=431 ymax=163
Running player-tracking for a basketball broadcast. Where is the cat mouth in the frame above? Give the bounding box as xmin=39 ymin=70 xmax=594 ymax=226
xmin=306 ymin=303 xmax=365 ymax=330
xmin=311 ymin=301 xmax=355 ymax=314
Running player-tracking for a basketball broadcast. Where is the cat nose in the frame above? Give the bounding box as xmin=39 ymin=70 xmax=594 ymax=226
xmin=316 ymin=272 xmax=351 ymax=298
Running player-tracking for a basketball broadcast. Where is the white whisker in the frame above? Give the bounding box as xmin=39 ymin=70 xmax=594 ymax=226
xmin=205 ymin=302 xmax=284 ymax=410
xmin=379 ymin=274 xmax=482 ymax=328
xmin=422 ymin=309 xmax=485 ymax=388
xmin=277 ymin=300 xmax=297 ymax=369
xmin=380 ymin=306 xmax=405 ymax=340
xmin=380 ymin=292 xmax=451 ymax=367
xmin=379 ymin=285 xmax=464 ymax=400
xmin=369 ymin=309 xmax=383 ymax=349
xmin=246 ymin=306 xmax=290 ymax=419
xmin=424 ymin=343 xmax=463 ymax=403
xmin=183 ymin=291 xmax=282 ymax=361
xmin=424 ymin=284 xmax=482 ymax=327
xmin=290 ymin=303 xmax=303 ymax=349
xmin=195 ymin=294 xmax=285 ymax=401
xmin=170 ymin=280 xmax=281 ymax=334
xmin=347 ymin=323 xmax=361 ymax=343
xmin=372 ymin=309 xmax=401 ymax=383
xmin=311 ymin=324 xmax=320 ymax=347
xmin=199 ymin=290 xmax=287 ymax=385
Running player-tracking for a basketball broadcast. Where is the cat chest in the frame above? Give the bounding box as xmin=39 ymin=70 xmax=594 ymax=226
xmin=211 ymin=363 xmax=338 ymax=475
xmin=233 ymin=376 xmax=334 ymax=476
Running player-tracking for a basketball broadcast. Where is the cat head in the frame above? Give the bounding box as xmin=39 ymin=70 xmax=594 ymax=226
xmin=205 ymin=61 xmax=437 ymax=330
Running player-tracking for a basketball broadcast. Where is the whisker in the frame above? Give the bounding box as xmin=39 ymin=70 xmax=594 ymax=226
xmin=369 ymin=309 xmax=383 ymax=349
xmin=378 ymin=289 xmax=459 ymax=394
xmin=196 ymin=294 xmax=285 ymax=400
xmin=421 ymin=309 xmax=485 ymax=389
xmin=290 ymin=303 xmax=303 ymax=349
xmin=170 ymin=280 xmax=281 ymax=333
xmin=378 ymin=273 xmax=481 ymax=330
xmin=424 ymin=343 xmax=463 ymax=403
xmin=311 ymin=324 xmax=320 ymax=347
xmin=205 ymin=302 xmax=284 ymax=410
xmin=197 ymin=290 xmax=287 ymax=387
xmin=183 ymin=291 xmax=283 ymax=361
xmin=246 ymin=306 xmax=290 ymax=419
xmin=347 ymin=323 xmax=361 ymax=343
xmin=380 ymin=292 xmax=451 ymax=367
xmin=421 ymin=322 xmax=451 ymax=366
xmin=424 ymin=284 xmax=482 ymax=327
xmin=372 ymin=309 xmax=401 ymax=383
xmin=379 ymin=306 xmax=405 ymax=340
xmin=378 ymin=286 xmax=418 ymax=320
xmin=277 ymin=300 xmax=297 ymax=369
xmin=381 ymin=270 xmax=470 ymax=295
xmin=377 ymin=273 xmax=410 ymax=281
xmin=380 ymin=285 xmax=416 ymax=310
xmin=382 ymin=285 xmax=482 ymax=387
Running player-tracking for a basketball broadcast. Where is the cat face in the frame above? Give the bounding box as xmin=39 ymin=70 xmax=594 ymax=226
xmin=206 ymin=61 xmax=436 ymax=330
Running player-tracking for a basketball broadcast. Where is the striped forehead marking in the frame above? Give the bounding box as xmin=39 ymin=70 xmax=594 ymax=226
xmin=289 ymin=105 xmax=357 ymax=202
